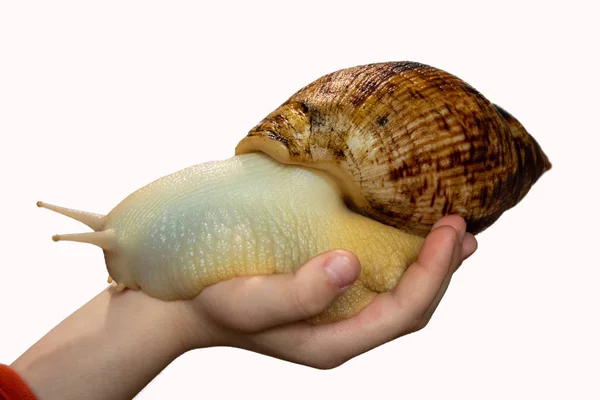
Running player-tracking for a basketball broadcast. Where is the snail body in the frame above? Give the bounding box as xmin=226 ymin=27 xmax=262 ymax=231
xmin=39 ymin=62 xmax=550 ymax=323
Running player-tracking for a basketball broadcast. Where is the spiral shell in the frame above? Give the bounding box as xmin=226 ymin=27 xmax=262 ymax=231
xmin=236 ymin=61 xmax=551 ymax=235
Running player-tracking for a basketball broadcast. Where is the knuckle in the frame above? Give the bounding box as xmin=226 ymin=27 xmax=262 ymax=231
xmin=312 ymin=356 xmax=346 ymax=370
xmin=410 ymin=317 xmax=429 ymax=333
xmin=293 ymin=285 xmax=325 ymax=318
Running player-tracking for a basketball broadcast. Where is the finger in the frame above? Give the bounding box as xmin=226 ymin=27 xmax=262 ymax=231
xmin=200 ymin=250 xmax=361 ymax=332
xmin=432 ymin=216 xmax=480 ymax=264
xmin=460 ymin=233 xmax=478 ymax=261
xmin=390 ymin=223 xmax=461 ymax=320
xmin=420 ymin=234 xmax=463 ymax=321
xmin=432 ymin=214 xmax=467 ymax=237
xmin=430 ymin=215 xmax=468 ymax=270
xmin=422 ymin=232 xmax=478 ymax=322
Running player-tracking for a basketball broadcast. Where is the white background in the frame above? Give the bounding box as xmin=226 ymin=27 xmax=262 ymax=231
xmin=1 ymin=1 xmax=598 ymax=399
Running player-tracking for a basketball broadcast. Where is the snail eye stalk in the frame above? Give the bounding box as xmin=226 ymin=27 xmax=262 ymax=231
xmin=37 ymin=201 xmax=115 ymax=250
xmin=36 ymin=201 xmax=106 ymax=232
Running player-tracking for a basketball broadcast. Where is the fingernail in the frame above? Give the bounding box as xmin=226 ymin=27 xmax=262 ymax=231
xmin=324 ymin=255 xmax=356 ymax=290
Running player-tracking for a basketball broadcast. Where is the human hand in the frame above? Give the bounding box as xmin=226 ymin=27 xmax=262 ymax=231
xmin=10 ymin=215 xmax=476 ymax=400
xmin=176 ymin=215 xmax=478 ymax=368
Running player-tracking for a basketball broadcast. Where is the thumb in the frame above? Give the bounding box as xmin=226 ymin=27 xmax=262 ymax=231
xmin=291 ymin=250 xmax=362 ymax=319
xmin=199 ymin=250 xmax=361 ymax=332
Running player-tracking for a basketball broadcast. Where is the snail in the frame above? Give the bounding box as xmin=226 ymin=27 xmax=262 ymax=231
xmin=38 ymin=61 xmax=551 ymax=323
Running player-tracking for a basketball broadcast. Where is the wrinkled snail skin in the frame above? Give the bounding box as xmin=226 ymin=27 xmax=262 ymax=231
xmin=39 ymin=61 xmax=550 ymax=323
xmin=105 ymin=154 xmax=424 ymax=322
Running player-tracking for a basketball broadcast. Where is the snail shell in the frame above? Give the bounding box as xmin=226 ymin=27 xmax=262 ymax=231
xmin=39 ymin=61 xmax=550 ymax=323
xmin=237 ymin=61 xmax=551 ymax=235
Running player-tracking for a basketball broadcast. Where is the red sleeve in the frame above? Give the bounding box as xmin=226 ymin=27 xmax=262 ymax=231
xmin=0 ymin=365 xmax=37 ymax=400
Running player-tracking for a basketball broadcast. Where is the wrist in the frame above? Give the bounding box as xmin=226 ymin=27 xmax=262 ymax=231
xmin=171 ymin=296 xmax=221 ymax=351
xmin=12 ymin=287 xmax=203 ymax=400
xmin=123 ymin=288 xmax=196 ymax=357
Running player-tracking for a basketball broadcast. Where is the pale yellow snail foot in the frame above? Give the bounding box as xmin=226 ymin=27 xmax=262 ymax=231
xmin=309 ymin=280 xmax=377 ymax=324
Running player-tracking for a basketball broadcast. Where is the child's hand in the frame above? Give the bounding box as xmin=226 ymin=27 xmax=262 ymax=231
xmin=178 ymin=215 xmax=477 ymax=368
xmin=11 ymin=215 xmax=476 ymax=400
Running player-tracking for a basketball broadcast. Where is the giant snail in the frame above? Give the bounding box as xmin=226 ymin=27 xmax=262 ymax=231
xmin=38 ymin=61 xmax=551 ymax=323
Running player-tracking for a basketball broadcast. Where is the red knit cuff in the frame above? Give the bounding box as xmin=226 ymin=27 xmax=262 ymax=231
xmin=0 ymin=364 xmax=37 ymax=400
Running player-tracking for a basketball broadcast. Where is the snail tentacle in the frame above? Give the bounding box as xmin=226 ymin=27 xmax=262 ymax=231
xmin=51 ymin=229 xmax=116 ymax=251
xmin=37 ymin=201 xmax=106 ymax=232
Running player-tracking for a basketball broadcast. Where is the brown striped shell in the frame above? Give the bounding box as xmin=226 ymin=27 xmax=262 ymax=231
xmin=235 ymin=61 xmax=551 ymax=236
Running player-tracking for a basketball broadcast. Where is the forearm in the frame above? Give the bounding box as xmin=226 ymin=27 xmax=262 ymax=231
xmin=11 ymin=287 xmax=192 ymax=400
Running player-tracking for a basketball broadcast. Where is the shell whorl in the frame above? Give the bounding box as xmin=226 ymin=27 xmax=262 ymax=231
xmin=236 ymin=61 xmax=551 ymax=235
